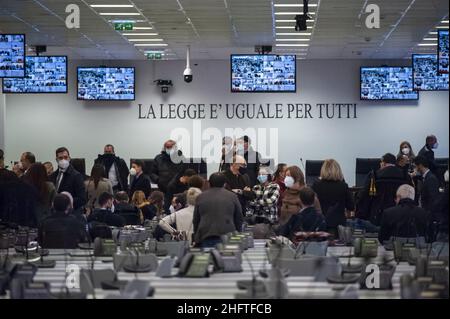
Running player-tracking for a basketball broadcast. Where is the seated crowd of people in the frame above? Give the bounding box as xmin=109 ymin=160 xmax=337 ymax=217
xmin=0 ymin=134 xmax=448 ymax=249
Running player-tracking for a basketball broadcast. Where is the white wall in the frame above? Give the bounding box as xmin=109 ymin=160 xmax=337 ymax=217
xmin=3 ymin=59 xmax=449 ymax=186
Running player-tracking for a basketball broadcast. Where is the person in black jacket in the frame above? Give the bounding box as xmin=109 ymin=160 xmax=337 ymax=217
xmin=129 ymin=160 xmax=152 ymax=198
xmin=236 ymin=136 xmax=261 ymax=187
xmin=94 ymin=144 xmax=129 ymax=193
xmin=167 ymin=168 xmax=197 ymax=196
xmin=88 ymin=192 xmax=125 ymax=228
xmin=114 ymin=191 xmax=141 ymax=225
xmin=277 ymin=187 xmax=326 ymax=240
xmin=356 ymin=153 xmax=412 ymax=226
xmin=0 ymin=173 xmax=38 ymax=228
xmin=414 ymin=156 xmax=440 ymax=220
xmin=436 ymin=171 xmax=448 ymax=242
xmin=223 ymin=155 xmax=255 ymax=213
xmin=378 ymin=184 xmax=428 ymax=243
xmin=151 ymin=140 xmax=186 ymax=211
xmin=49 ymin=147 xmax=86 ymax=215
xmin=312 ymin=159 xmax=354 ymax=235
xmin=417 ymin=135 xmax=439 ymax=174
xmin=39 ymin=194 xmax=86 ymax=249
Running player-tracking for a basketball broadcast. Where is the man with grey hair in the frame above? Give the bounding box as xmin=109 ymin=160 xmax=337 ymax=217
xmin=378 ymin=184 xmax=428 ymax=243
xmin=159 ymin=187 xmax=202 ymax=244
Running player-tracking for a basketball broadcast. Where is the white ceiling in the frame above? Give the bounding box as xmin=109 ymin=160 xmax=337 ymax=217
xmin=0 ymin=0 xmax=448 ymax=60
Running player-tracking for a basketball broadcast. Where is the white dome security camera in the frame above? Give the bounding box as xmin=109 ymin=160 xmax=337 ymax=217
xmin=184 ymin=45 xmax=193 ymax=83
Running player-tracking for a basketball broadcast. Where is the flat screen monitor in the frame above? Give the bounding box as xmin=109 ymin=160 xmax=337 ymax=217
xmin=412 ymin=54 xmax=449 ymax=91
xmin=2 ymin=56 xmax=67 ymax=93
xmin=231 ymin=54 xmax=296 ymax=92
xmin=360 ymin=66 xmax=419 ymax=100
xmin=77 ymin=67 xmax=135 ymax=100
xmin=438 ymin=30 xmax=449 ymax=74
xmin=0 ymin=34 xmax=25 ymax=78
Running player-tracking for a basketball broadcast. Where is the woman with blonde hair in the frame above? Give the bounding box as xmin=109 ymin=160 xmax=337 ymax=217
xmin=312 ymin=159 xmax=354 ymax=236
xmin=131 ymin=190 xmax=151 ymax=222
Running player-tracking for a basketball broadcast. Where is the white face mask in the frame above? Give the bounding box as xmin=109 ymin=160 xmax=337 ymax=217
xmin=445 ymin=170 xmax=449 ymax=183
xmin=169 ymin=205 xmax=176 ymax=214
xmin=110 ymin=203 xmax=115 ymax=213
xmin=284 ymin=176 xmax=295 ymax=188
xmin=58 ymin=159 xmax=70 ymax=170
xmin=129 ymin=168 xmax=137 ymax=176
xmin=401 ymin=147 xmax=410 ymax=155
xmin=166 ymin=148 xmax=175 ymax=156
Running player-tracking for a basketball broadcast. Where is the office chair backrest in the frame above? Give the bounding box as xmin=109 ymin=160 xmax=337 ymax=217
xmin=71 ymin=158 xmax=86 ymax=176
xmin=355 ymin=158 xmax=380 ymax=187
xmin=305 ymin=160 xmax=324 ymax=186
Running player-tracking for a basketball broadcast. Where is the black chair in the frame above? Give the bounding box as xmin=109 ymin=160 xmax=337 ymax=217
xmin=435 ymin=158 xmax=449 ymax=187
xmin=41 ymin=227 xmax=79 ymax=249
xmin=305 ymin=160 xmax=324 ymax=186
xmin=71 ymin=158 xmax=86 ymax=176
xmin=355 ymin=158 xmax=380 ymax=187
xmin=184 ymin=158 xmax=207 ymax=179
xmin=130 ymin=159 xmax=155 ymax=177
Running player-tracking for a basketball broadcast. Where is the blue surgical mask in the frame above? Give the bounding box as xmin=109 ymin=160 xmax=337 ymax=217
xmin=257 ymin=175 xmax=268 ymax=184
xmin=284 ymin=176 xmax=295 ymax=188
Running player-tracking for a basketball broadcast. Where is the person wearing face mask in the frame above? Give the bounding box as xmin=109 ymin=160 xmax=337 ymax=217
xmin=219 ymin=136 xmax=234 ymax=172
xmin=38 ymin=194 xmax=87 ymax=249
xmin=235 ymin=136 xmax=261 ymax=187
xmin=94 ymin=144 xmax=129 ymax=193
xmin=418 ymin=134 xmax=439 ymax=175
xmin=223 ymin=155 xmax=255 ymax=213
xmin=88 ymin=192 xmax=125 ymax=228
xmin=129 ymin=160 xmax=152 ymax=198
xmin=151 ymin=140 xmax=186 ymax=212
xmin=248 ymin=166 xmax=281 ymax=224
xmin=49 ymin=147 xmax=86 ymax=216
xmin=396 ymin=141 xmax=416 ymax=173
xmin=378 ymin=184 xmax=428 ymax=243
xmin=279 ymin=165 xmax=322 ymax=226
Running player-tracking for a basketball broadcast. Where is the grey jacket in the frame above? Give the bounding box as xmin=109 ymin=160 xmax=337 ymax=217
xmin=193 ymin=187 xmax=243 ymax=244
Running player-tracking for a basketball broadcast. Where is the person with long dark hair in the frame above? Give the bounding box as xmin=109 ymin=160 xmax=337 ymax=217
xmin=24 ymin=163 xmax=56 ymax=223
xmin=396 ymin=141 xmax=416 ymax=173
xmin=85 ymin=164 xmax=113 ymax=214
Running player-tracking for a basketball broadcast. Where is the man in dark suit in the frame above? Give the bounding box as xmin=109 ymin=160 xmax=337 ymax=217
xmin=356 ymin=153 xmax=412 ymax=225
xmin=129 ymin=159 xmax=152 ymax=198
xmin=414 ymin=155 xmax=440 ymax=219
xmin=94 ymin=144 xmax=129 ymax=193
xmin=418 ymin=134 xmax=439 ymax=174
xmin=277 ymin=187 xmax=326 ymax=240
xmin=193 ymin=173 xmax=243 ymax=247
xmin=236 ymin=136 xmax=261 ymax=187
xmin=88 ymin=192 xmax=125 ymax=228
xmin=39 ymin=194 xmax=86 ymax=249
xmin=49 ymin=147 xmax=86 ymax=214
xmin=378 ymin=184 xmax=428 ymax=243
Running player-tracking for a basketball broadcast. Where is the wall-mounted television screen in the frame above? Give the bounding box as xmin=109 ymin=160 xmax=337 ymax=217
xmin=2 ymin=56 xmax=67 ymax=93
xmin=0 ymin=34 xmax=25 ymax=78
xmin=360 ymin=66 xmax=419 ymax=100
xmin=412 ymin=54 xmax=449 ymax=91
xmin=438 ymin=30 xmax=449 ymax=74
xmin=77 ymin=67 xmax=135 ymax=100
xmin=231 ymin=54 xmax=296 ymax=92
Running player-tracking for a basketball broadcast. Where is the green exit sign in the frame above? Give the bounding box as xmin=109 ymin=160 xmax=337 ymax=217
xmin=114 ymin=22 xmax=133 ymax=31
xmin=146 ymin=52 xmax=162 ymax=60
